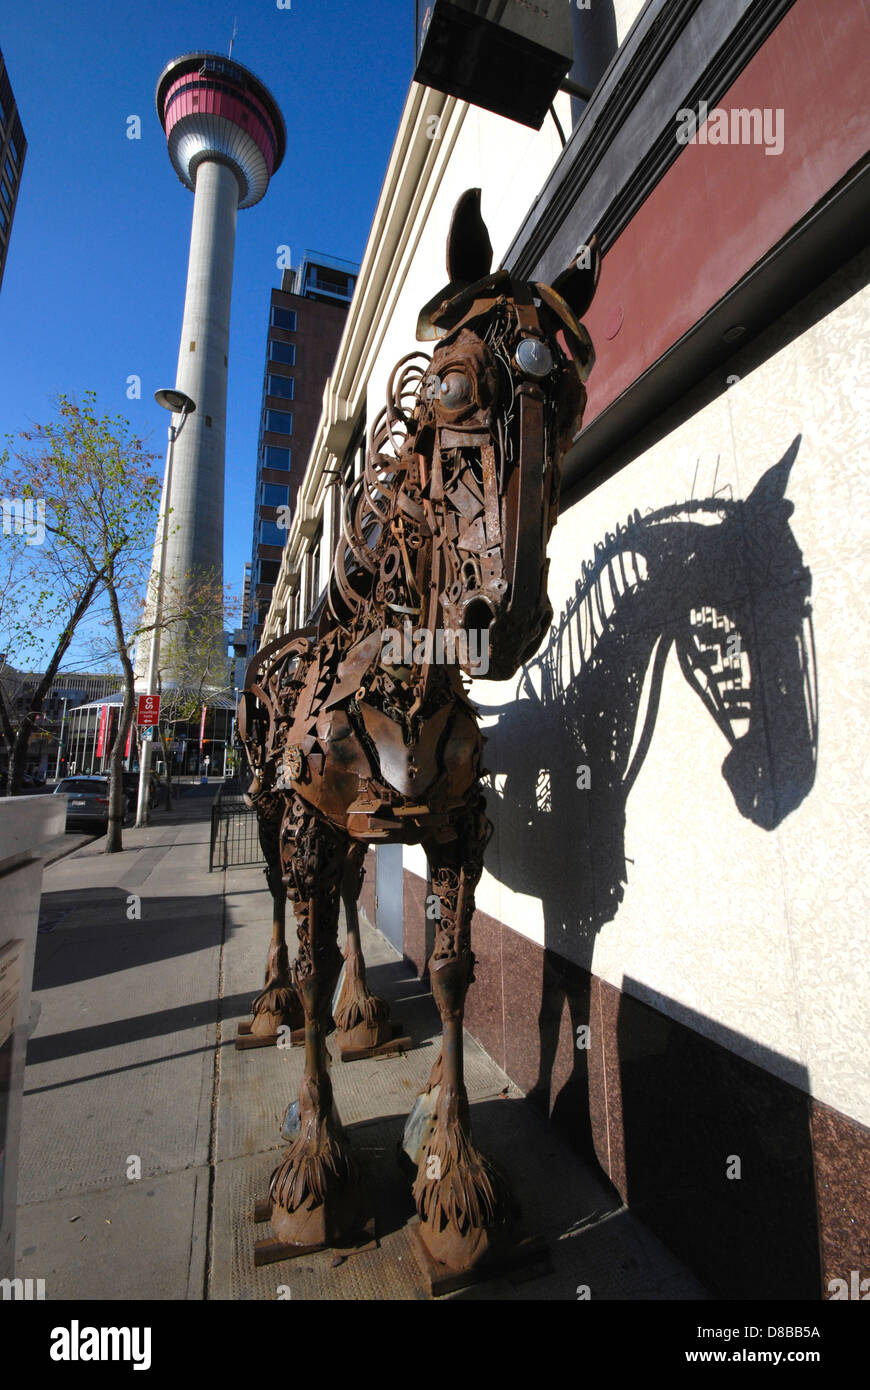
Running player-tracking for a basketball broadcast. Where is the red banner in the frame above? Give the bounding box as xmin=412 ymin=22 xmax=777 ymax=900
xmin=199 ymin=704 xmax=207 ymax=750
xmin=95 ymin=705 xmax=108 ymax=759
xmin=125 ymin=721 xmax=132 ymax=758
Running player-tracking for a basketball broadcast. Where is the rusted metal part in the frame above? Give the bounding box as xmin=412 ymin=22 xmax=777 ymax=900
xmin=238 ymin=188 xmax=600 ymax=1272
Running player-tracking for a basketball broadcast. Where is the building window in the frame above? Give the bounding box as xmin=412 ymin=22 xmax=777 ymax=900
xmin=263 ymin=482 xmax=288 ymax=506
xmin=305 ymin=267 xmax=352 ymax=298
xmin=8 ymin=137 xmax=17 ymax=165
xmin=266 ymin=410 xmax=293 ymax=436
xmin=271 ymin=307 xmax=297 ymax=331
xmin=260 ymin=559 xmax=281 ymax=584
xmin=3 ymin=158 xmax=13 ymax=187
xmin=0 ymin=182 xmax=10 ymax=211
xmin=267 ymin=373 xmax=295 ymax=400
xmin=269 ymin=340 xmax=296 ymax=365
xmin=0 ymin=205 xmax=6 ymax=232
xmin=260 ymin=520 xmax=287 ymax=546
xmin=263 ymin=445 xmax=291 ymax=471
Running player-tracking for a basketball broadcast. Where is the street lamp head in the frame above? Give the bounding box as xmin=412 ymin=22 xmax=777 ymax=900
xmin=155 ymin=388 xmax=196 ymax=416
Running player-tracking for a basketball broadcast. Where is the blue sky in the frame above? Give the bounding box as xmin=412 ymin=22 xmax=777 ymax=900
xmin=0 ymin=0 xmax=413 ymax=667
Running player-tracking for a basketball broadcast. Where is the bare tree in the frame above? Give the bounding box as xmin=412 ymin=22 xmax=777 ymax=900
xmin=0 ymin=394 xmax=161 ymax=847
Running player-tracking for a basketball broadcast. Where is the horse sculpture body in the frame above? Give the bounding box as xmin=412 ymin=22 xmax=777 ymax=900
xmin=238 ymin=190 xmax=601 ymax=1270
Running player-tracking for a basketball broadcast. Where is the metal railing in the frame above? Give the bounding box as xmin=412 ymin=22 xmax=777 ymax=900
xmin=209 ymin=779 xmax=263 ymax=872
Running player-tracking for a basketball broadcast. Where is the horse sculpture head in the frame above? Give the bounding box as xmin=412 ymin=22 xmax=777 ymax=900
xmin=416 ymin=189 xmax=600 ymax=681
xmin=329 ymin=190 xmax=601 ymax=689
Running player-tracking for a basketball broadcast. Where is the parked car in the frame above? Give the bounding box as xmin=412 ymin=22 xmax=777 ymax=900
xmin=122 ymin=771 xmax=156 ymax=812
xmin=54 ymin=776 xmax=130 ymax=834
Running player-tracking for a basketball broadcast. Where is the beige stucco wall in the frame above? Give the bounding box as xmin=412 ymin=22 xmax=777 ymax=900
xmin=612 ymin=0 xmax=647 ymax=44
xmin=364 ymin=96 xmax=572 ymax=429
xmin=468 ymin=249 xmax=870 ymax=1125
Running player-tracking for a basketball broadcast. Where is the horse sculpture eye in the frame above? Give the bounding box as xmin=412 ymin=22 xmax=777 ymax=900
xmin=515 ymin=336 xmax=554 ymax=379
xmin=439 ymin=371 xmax=472 ymax=411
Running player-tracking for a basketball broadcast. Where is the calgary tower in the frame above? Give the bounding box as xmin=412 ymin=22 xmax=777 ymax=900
xmin=139 ymin=53 xmax=286 ymax=687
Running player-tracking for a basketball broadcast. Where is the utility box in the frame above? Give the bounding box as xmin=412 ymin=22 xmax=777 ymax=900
xmin=414 ymin=0 xmax=574 ymax=130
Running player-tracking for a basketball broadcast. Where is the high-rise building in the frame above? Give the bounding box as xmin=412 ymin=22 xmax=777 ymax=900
xmin=0 ymin=48 xmax=27 ymax=294
xmin=245 ymin=252 xmax=357 ymax=653
xmin=138 ymin=53 xmax=285 ymax=689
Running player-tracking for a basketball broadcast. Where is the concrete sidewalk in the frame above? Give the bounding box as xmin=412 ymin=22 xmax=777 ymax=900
xmin=15 ymin=789 xmax=707 ymax=1300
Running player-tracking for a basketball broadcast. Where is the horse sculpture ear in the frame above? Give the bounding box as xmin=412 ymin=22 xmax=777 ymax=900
xmin=551 ymin=236 xmax=601 ymax=321
xmin=446 ymin=188 xmax=493 ymax=285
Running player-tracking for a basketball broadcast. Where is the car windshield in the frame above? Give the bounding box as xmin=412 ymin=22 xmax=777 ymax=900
xmin=57 ymin=780 xmax=108 ymax=794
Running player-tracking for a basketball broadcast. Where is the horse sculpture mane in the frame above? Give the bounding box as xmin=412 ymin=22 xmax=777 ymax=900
xmin=238 ymin=189 xmax=601 ymax=1272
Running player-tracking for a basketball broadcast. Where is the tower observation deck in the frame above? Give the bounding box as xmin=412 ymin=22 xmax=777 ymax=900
xmin=139 ymin=54 xmax=285 ymax=689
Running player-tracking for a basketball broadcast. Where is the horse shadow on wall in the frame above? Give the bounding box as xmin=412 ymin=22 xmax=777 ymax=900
xmin=476 ymin=435 xmax=818 ymax=1157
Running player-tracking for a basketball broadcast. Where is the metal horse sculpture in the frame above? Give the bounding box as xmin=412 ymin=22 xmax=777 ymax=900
xmin=238 ymin=189 xmax=601 ymax=1271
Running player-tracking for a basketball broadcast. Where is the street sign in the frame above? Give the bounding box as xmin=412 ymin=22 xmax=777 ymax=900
xmin=137 ymin=694 xmax=160 ymax=726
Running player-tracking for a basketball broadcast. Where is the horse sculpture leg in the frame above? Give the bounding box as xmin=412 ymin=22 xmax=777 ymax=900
xmin=333 ymin=843 xmax=391 ymax=1052
xmin=248 ymin=791 xmax=303 ymax=1039
xmin=411 ymin=799 xmax=513 ymax=1270
xmin=268 ymin=796 xmax=363 ymax=1248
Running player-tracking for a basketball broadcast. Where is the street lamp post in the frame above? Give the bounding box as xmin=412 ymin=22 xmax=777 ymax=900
xmin=135 ymin=388 xmax=196 ymax=828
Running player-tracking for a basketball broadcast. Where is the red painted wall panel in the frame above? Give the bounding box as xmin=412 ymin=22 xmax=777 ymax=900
xmin=582 ymin=0 xmax=870 ymax=426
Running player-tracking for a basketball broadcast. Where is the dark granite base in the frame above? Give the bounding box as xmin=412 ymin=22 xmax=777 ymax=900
xmin=399 ymin=867 xmax=869 ymax=1299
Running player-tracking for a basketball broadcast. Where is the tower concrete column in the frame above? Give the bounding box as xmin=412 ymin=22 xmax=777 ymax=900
xmin=166 ymin=158 xmax=238 ymax=592
xmin=136 ymin=53 xmax=286 ymax=691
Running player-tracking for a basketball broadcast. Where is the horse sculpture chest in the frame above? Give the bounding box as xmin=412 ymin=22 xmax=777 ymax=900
xmin=238 ymin=189 xmax=600 ymax=1273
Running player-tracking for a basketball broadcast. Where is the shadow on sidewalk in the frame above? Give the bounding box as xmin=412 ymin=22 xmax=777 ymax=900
xmin=34 ymin=886 xmax=228 ymax=989
xmin=26 ymin=990 xmax=256 ymax=1066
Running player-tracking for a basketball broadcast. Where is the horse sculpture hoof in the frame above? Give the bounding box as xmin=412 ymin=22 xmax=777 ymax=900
xmin=412 ymin=1121 xmax=513 ymax=1272
xmin=250 ymin=983 xmax=304 ymax=1038
xmin=268 ymin=1104 xmax=363 ymax=1249
xmin=332 ymin=952 xmax=390 ymax=1047
xmin=270 ymin=1178 xmax=363 ymax=1249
